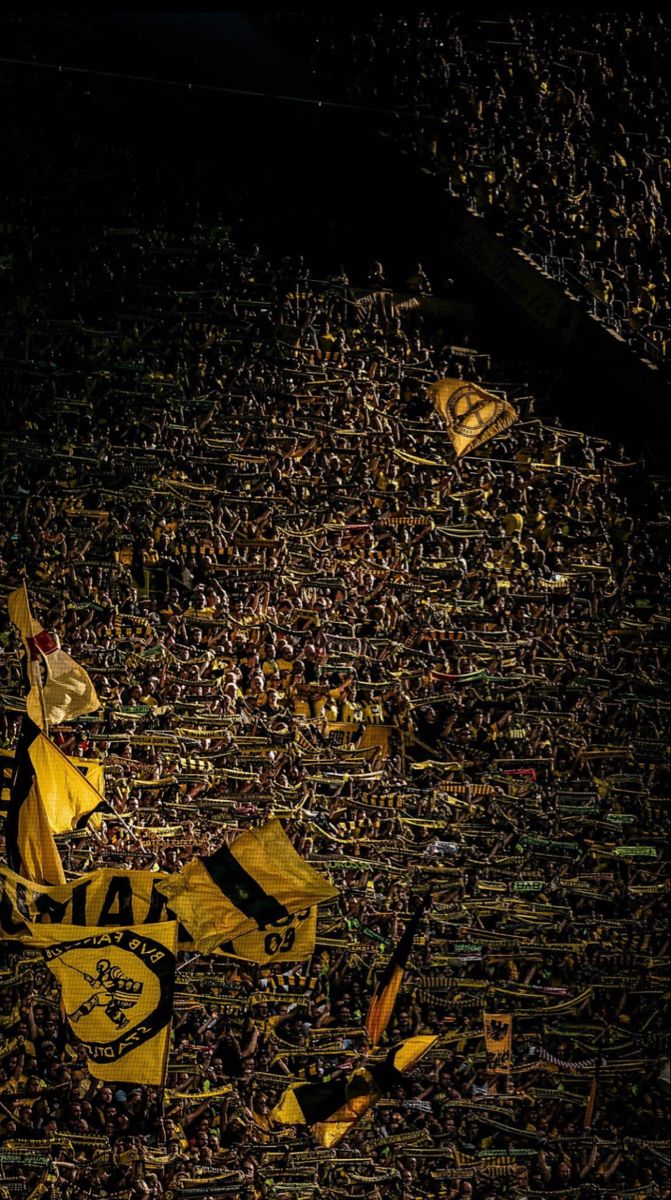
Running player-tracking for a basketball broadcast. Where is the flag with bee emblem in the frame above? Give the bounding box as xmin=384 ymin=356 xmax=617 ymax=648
xmin=156 ymin=820 xmax=337 ymax=954
xmin=429 ymin=378 xmax=517 ymax=457
xmin=32 ymin=922 xmax=177 ymax=1085
xmin=8 ymin=587 xmax=99 ymax=729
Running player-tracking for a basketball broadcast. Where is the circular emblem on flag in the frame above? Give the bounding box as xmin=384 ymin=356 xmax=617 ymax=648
xmin=445 ymin=384 xmax=496 ymax=438
xmin=44 ymin=928 xmax=173 ymax=1063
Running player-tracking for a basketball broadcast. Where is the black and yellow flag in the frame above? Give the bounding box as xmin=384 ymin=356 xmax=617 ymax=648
xmin=365 ymin=896 xmax=428 ymax=1047
xmin=0 ymin=864 xmax=316 ymax=964
xmin=220 ymin=906 xmax=318 ymax=964
xmin=5 ymin=718 xmax=106 ymax=886
xmin=8 ymin=587 xmax=99 ymax=730
xmin=6 ymin=719 xmax=65 ymax=886
xmin=271 ymin=1035 xmax=438 ymax=1148
xmin=483 ymin=1012 xmax=513 ymax=1074
xmin=31 ymin=922 xmax=177 ymax=1086
xmin=156 ymin=820 xmax=337 ymax=954
xmin=429 ymin=378 xmax=517 ymax=458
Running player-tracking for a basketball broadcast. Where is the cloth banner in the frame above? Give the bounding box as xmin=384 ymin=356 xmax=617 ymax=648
xmin=429 ymin=378 xmax=517 ymax=457
xmin=32 ymin=921 xmax=177 ymax=1085
xmin=483 ymin=1012 xmax=513 ymax=1074
xmin=156 ymin=820 xmax=337 ymax=954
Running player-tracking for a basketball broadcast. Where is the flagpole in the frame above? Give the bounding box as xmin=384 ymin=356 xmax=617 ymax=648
xmin=585 ymin=1022 xmax=607 ymax=1130
xmin=176 ymin=953 xmax=202 ymax=973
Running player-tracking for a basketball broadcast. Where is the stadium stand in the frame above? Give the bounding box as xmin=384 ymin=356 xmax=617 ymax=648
xmin=0 ymin=15 xmax=669 ymax=1200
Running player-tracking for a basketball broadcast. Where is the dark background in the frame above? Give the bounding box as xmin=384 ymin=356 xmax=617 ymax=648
xmin=1 ymin=12 xmax=667 ymax=458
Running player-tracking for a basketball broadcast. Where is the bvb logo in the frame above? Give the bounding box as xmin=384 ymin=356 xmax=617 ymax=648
xmin=446 ymin=384 xmax=498 ymax=439
xmin=46 ymin=928 xmax=173 ymax=1062
xmin=68 ymin=958 xmax=144 ymax=1030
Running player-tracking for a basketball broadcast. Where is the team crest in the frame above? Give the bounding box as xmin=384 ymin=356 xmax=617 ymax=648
xmin=444 ymin=383 xmax=503 ymax=440
xmin=44 ymin=927 xmax=174 ymax=1063
xmin=430 ymin=377 xmax=518 ymax=458
xmin=68 ymin=957 xmax=144 ymax=1029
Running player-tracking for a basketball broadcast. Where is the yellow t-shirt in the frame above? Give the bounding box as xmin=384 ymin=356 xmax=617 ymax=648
xmin=503 ymin=512 xmax=524 ymax=536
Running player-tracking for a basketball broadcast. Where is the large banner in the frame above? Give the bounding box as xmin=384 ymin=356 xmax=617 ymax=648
xmin=34 ymin=922 xmax=177 ymax=1085
xmin=0 ymin=864 xmax=319 ymax=964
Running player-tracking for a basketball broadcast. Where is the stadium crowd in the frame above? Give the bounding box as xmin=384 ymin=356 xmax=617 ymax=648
xmin=0 ymin=207 xmax=668 ymax=1200
xmin=265 ymin=12 xmax=670 ymax=362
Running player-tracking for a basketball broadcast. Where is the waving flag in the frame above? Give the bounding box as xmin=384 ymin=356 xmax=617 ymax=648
xmin=365 ymin=895 xmax=428 ymax=1046
xmin=8 ymin=586 xmax=99 ymax=729
xmin=5 ymin=718 xmax=65 ymax=886
xmin=272 ymin=1035 xmax=438 ymax=1148
xmin=156 ymin=820 xmax=337 ymax=954
xmin=33 ymin=921 xmax=177 ymax=1085
xmin=5 ymin=718 xmax=106 ymax=886
xmin=430 ymin=378 xmax=517 ymax=458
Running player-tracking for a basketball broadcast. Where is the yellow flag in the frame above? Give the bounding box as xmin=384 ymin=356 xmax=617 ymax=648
xmin=6 ymin=719 xmax=65 ymax=886
xmin=220 ymin=907 xmax=317 ymax=964
xmin=33 ymin=922 xmax=177 ymax=1085
xmin=5 ymin=719 xmax=104 ymax=886
xmin=2 ymin=750 xmax=102 ymax=816
xmin=483 ymin=1012 xmax=513 ymax=1073
xmin=27 ymin=732 xmax=105 ymax=835
xmin=6 ymin=585 xmax=42 ymax=639
xmin=157 ymin=820 xmax=337 ymax=954
xmin=272 ymin=1034 xmax=438 ymax=1148
xmin=429 ymin=378 xmax=517 ymax=457
xmin=8 ymin=586 xmax=99 ymax=728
